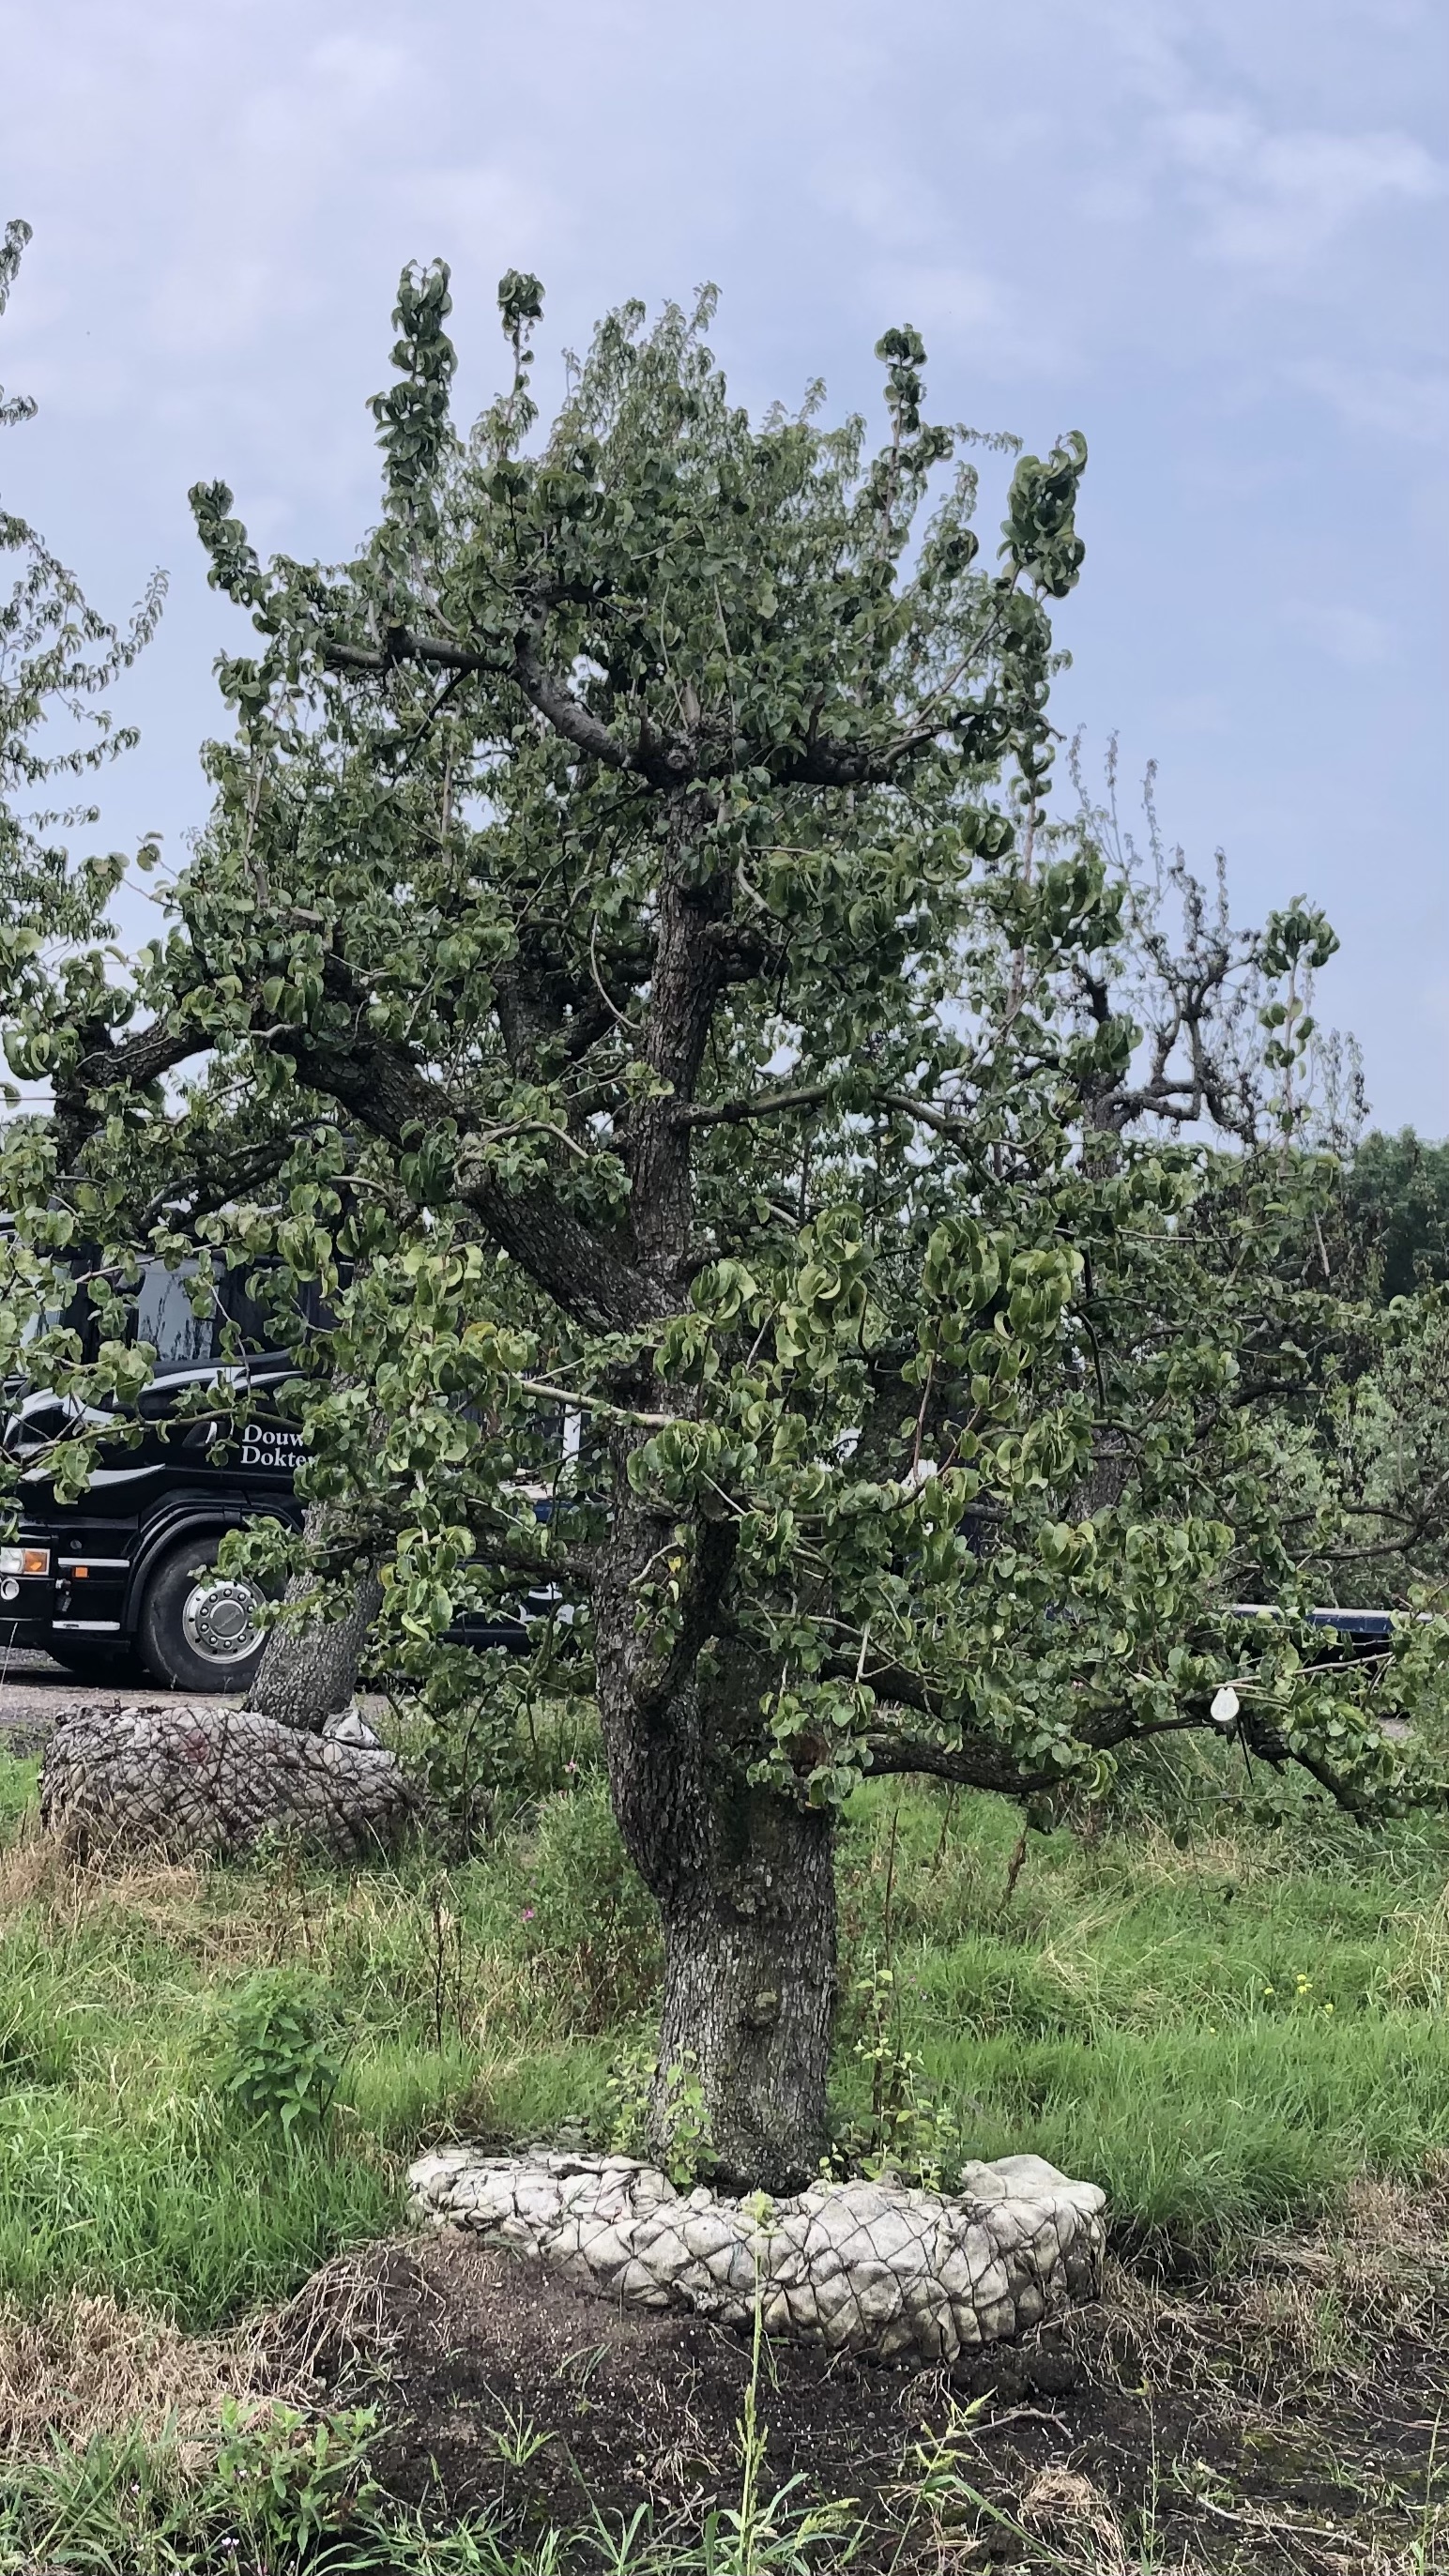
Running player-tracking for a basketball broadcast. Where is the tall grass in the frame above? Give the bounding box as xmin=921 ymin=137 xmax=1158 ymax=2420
xmin=0 ymin=1734 xmax=1447 ymax=2324
xmin=835 ymin=1766 xmax=1449 ymax=2248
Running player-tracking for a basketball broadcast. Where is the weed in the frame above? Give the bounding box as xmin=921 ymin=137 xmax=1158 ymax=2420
xmin=492 ymin=2405 xmax=556 ymax=2471
xmin=833 ymin=1959 xmax=963 ymax=2188
xmin=427 ymin=1878 xmax=469 ymax=2054
xmin=693 ymin=2195 xmax=857 ymax=2576
xmin=214 ymin=1968 xmax=345 ymax=2144
xmin=606 ymin=2046 xmax=714 ymax=2186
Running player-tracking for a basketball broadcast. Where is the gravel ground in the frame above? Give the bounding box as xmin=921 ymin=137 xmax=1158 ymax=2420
xmin=0 ymin=1649 xmax=193 ymax=1753
xmin=0 ymin=1651 xmax=395 ymax=1754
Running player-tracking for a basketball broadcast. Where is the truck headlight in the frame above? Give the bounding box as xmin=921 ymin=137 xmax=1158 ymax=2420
xmin=0 ymin=1546 xmax=50 ymax=1576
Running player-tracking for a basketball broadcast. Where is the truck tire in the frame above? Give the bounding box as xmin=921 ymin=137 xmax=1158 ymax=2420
xmin=137 ymin=1533 xmax=267 ymax=1695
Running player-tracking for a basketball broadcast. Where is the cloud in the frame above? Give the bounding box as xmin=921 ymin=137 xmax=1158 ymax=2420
xmin=1159 ymin=109 xmax=1443 ymax=275
xmin=396 ymin=164 xmax=560 ymax=282
xmin=858 ymin=258 xmax=1069 ymax=385
xmin=1283 ymin=601 xmax=1396 ymax=668
xmin=863 ymin=260 xmax=1006 ymax=335
xmin=1293 ymin=358 xmax=1449 ymax=447
xmin=1157 ymin=690 xmax=1233 ymax=736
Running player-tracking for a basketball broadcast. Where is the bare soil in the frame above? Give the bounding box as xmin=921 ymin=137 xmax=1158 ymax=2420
xmin=274 ymin=2184 xmax=1449 ymax=2571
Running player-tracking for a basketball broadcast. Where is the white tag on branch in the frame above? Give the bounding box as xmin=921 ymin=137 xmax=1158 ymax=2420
xmin=1211 ymin=1684 xmax=1241 ymax=1729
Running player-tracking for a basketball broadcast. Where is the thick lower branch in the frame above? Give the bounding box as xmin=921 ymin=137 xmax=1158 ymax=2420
xmin=54 ymin=1014 xmax=209 ymax=1162
xmin=282 ymin=1016 xmax=657 ymax=1333
xmin=863 ymin=1730 xmax=1062 ymax=1799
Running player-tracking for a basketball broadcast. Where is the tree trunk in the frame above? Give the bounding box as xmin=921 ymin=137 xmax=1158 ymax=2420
xmin=653 ymin=1785 xmax=837 ymax=2194
xmin=593 ymin=1471 xmax=838 ymax=2196
xmin=250 ymin=1502 xmax=382 ymax=1731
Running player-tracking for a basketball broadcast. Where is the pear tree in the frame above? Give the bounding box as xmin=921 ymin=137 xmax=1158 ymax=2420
xmin=4 ymin=266 xmax=1443 ymax=2187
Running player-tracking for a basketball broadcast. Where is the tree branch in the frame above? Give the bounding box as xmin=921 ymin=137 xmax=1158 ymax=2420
xmin=317 ymin=620 xmax=955 ymax=800
xmin=54 ymin=1014 xmax=209 ymax=1161
xmin=676 ymin=1081 xmax=836 ymax=1129
xmin=466 ymin=1527 xmax=598 ymax=1589
xmin=278 ymin=998 xmax=659 ymax=1334
xmin=862 ymin=1729 xmax=1061 ymax=1798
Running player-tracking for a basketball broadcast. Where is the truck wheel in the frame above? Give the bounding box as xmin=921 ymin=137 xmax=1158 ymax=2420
xmin=137 ymin=1534 xmax=267 ymax=1695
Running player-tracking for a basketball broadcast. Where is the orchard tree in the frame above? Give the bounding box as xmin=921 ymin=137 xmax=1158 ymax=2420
xmin=1063 ymin=735 xmax=1365 ymax=1158
xmin=0 ymin=219 xmax=161 ymax=1059
xmin=4 ymin=267 xmax=1444 ymax=2187
xmin=0 ymin=214 xmax=170 ymax=1512
xmin=1344 ymin=1129 xmax=1449 ymax=1302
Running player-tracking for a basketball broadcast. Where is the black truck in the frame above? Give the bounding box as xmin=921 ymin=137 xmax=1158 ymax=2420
xmin=0 ymin=1251 xmax=540 ymax=1691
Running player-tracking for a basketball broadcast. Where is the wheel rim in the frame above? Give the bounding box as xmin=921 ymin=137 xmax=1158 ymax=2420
xmin=180 ymin=1575 xmax=263 ymax=1667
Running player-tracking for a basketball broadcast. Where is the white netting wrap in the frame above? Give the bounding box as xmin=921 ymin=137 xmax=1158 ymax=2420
xmin=39 ymin=1703 xmax=418 ymax=1861
xmin=407 ymin=2148 xmax=1105 ymax=2362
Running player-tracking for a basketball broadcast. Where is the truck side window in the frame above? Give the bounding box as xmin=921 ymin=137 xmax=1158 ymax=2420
xmin=216 ymin=1266 xmax=280 ymax=1358
xmin=136 ymin=1261 xmax=215 ymax=1369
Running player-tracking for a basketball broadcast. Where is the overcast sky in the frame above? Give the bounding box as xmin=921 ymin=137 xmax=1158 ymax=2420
xmin=3 ymin=0 xmax=1445 ymax=1128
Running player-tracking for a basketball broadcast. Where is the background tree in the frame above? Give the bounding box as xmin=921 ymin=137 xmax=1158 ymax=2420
xmin=1342 ymin=1129 xmax=1449 ymax=1302
xmin=1062 ymin=735 xmax=1365 ymax=1157
xmin=0 ymin=217 xmax=174 ymax=1527
xmin=3 ymin=267 xmax=1444 ymax=2187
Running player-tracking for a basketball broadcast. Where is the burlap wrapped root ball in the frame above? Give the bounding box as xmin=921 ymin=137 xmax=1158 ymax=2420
xmin=39 ymin=1703 xmax=418 ymax=1862
xmin=408 ymin=2149 xmax=1106 ymax=2364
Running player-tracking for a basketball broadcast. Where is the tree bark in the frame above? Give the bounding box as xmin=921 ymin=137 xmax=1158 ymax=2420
xmin=653 ymin=1785 xmax=836 ymax=2195
xmin=250 ymin=1501 xmax=382 ymax=1731
xmin=592 ymin=1484 xmax=836 ymax=2192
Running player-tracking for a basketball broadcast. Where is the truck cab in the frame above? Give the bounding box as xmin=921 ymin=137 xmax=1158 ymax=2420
xmin=0 ymin=1251 xmax=539 ymax=1691
xmin=0 ymin=1253 xmax=315 ymax=1691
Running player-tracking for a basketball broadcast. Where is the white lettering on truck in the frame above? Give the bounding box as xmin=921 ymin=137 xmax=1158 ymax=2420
xmin=238 ymin=1426 xmax=305 ymax=1469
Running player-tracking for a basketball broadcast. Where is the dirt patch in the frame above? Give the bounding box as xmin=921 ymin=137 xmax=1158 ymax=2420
xmin=283 ymin=2232 xmax=959 ymax=2535
xmin=271 ymin=2184 xmax=1449 ymax=2570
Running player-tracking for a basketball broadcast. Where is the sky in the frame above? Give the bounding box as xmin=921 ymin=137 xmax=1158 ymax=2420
xmin=2 ymin=0 xmax=1445 ymax=1129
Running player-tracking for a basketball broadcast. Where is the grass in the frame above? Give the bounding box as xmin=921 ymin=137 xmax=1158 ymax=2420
xmin=832 ymin=1778 xmax=1449 ymax=2248
xmin=0 ymin=1729 xmax=1448 ymax=2336
xmin=0 ymin=2400 xmax=531 ymax=2574
xmin=1 ymin=1726 xmax=1448 ymax=2570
